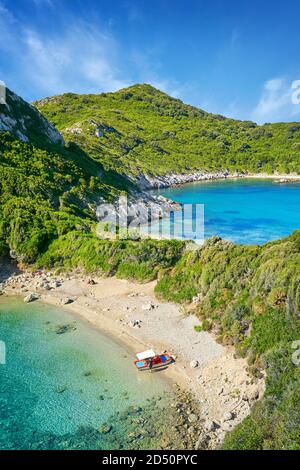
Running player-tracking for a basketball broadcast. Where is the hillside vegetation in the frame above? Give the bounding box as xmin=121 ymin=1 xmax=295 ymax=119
xmin=0 ymin=131 xmax=127 ymax=262
xmin=155 ymin=234 xmax=300 ymax=449
xmin=35 ymin=84 xmax=300 ymax=177
xmin=1 ymin=85 xmax=300 ymax=449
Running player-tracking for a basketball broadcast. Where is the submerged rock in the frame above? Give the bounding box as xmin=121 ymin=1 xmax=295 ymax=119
xmin=127 ymin=406 xmax=142 ymax=415
xmin=99 ymin=423 xmax=112 ymax=434
xmin=55 ymin=386 xmax=67 ymax=394
xmin=53 ymin=323 xmax=77 ymax=335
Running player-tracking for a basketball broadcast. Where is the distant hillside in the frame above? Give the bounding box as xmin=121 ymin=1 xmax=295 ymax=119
xmin=35 ymin=83 xmax=300 ymax=178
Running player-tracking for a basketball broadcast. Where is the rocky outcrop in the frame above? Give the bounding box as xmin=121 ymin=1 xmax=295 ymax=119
xmin=134 ymin=171 xmax=244 ymax=190
xmin=0 ymin=88 xmax=64 ymax=146
xmin=23 ymin=293 xmax=39 ymax=303
xmin=275 ymin=177 xmax=300 ymax=184
xmin=96 ymin=191 xmax=181 ymax=228
xmin=60 ymin=297 xmax=74 ymax=305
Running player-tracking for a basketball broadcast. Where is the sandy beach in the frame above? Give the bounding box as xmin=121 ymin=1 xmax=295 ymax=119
xmin=239 ymin=173 xmax=300 ymax=181
xmin=0 ymin=262 xmax=265 ymax=447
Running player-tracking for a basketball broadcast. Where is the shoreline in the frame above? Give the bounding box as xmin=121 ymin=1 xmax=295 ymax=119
xmin=135 ymin=171 xmax=300 ymax=190
xmin=0 ymin=263 xmax=265 ymax=449
xmin=96 ymin=172 xmax=300 ymax=239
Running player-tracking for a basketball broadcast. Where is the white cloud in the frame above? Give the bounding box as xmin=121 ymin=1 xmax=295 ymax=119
xmin=252 ymin=78 xmax=300 ymax=123
xmin=0 ymin=2 xmax=184 ymax=101
xmin=0 ymin=2 xmax=17 ymax=52
xmin=31 ymin=0 xmax=54 ymax=7
xmin=23 ymin=23 xmax=132 ymax=94
xmin=0 ymin=5 xmax=130 ymax=97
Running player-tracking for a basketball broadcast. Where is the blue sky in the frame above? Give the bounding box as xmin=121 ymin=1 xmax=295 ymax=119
xmin=1 ymin=0 xmax=300 ymax=123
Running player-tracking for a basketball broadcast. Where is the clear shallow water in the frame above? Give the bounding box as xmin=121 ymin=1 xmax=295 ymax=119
xmin=0 ymin=297 xmax=174 ymax=450
xmin=154 ymin=179 xmax=300 ymax=244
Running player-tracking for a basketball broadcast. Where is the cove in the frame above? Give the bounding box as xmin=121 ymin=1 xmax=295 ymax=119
xmin=153 ymin=178 xmax=300 ymax=244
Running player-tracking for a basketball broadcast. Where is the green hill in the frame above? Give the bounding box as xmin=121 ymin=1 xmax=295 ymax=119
xmin=35 ymin=83 xmax=300 ymax=178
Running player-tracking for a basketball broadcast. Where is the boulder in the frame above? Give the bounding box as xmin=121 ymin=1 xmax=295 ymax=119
xmin=129 ymin=319 xmax=142 ymax=328
xmin=188 ymin=413 xmax=198 ymax=423
xmin=204 ymin=420 xmax=218 ymax=432
xmin=142 ymin=302 xmax=155 ymax=311
xmin=60 ymin=298 xmax=74 ymax=305
xmin=190 ymin=359 xmax=199 ymax=368
xmin=223 ymin=411 xmax=234 ymax=422
xmin=23 ymin=293 xmax=39 ymax=303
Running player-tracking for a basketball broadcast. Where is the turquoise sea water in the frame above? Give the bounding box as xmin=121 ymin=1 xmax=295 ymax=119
xmin=0 ymin=297 xmax=175 ymax=450
xmin=154 ymin=179 xmax=300 ymax=244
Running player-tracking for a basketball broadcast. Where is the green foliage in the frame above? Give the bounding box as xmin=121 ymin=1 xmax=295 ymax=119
xmin=194 ymin=325 xmax=202 ymax=333
xmin=35 ymin=84 xmax=300 ymax=177
xmin=36 ymin=232 xmax=185 ymax=282
xmin=155 ymin=233 xmax=300 ymax=449
xmin=0 ymin=132 xmax=122 ymax=261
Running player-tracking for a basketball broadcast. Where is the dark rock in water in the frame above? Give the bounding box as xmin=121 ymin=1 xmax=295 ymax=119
xmin=126 ymin=431 xmax=137 ymax=442
xmin=53 ymin=323 xmax=77 ymax=335
xmin=127 ymin=406 xmax=142 ymax=415
xmin=83 ymin=370 xmax=92 ymax=377
xmin=55 ymin=386 xmax=67 ymax=394
xmin=99 ymin=423 xmax=112 ymax=434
